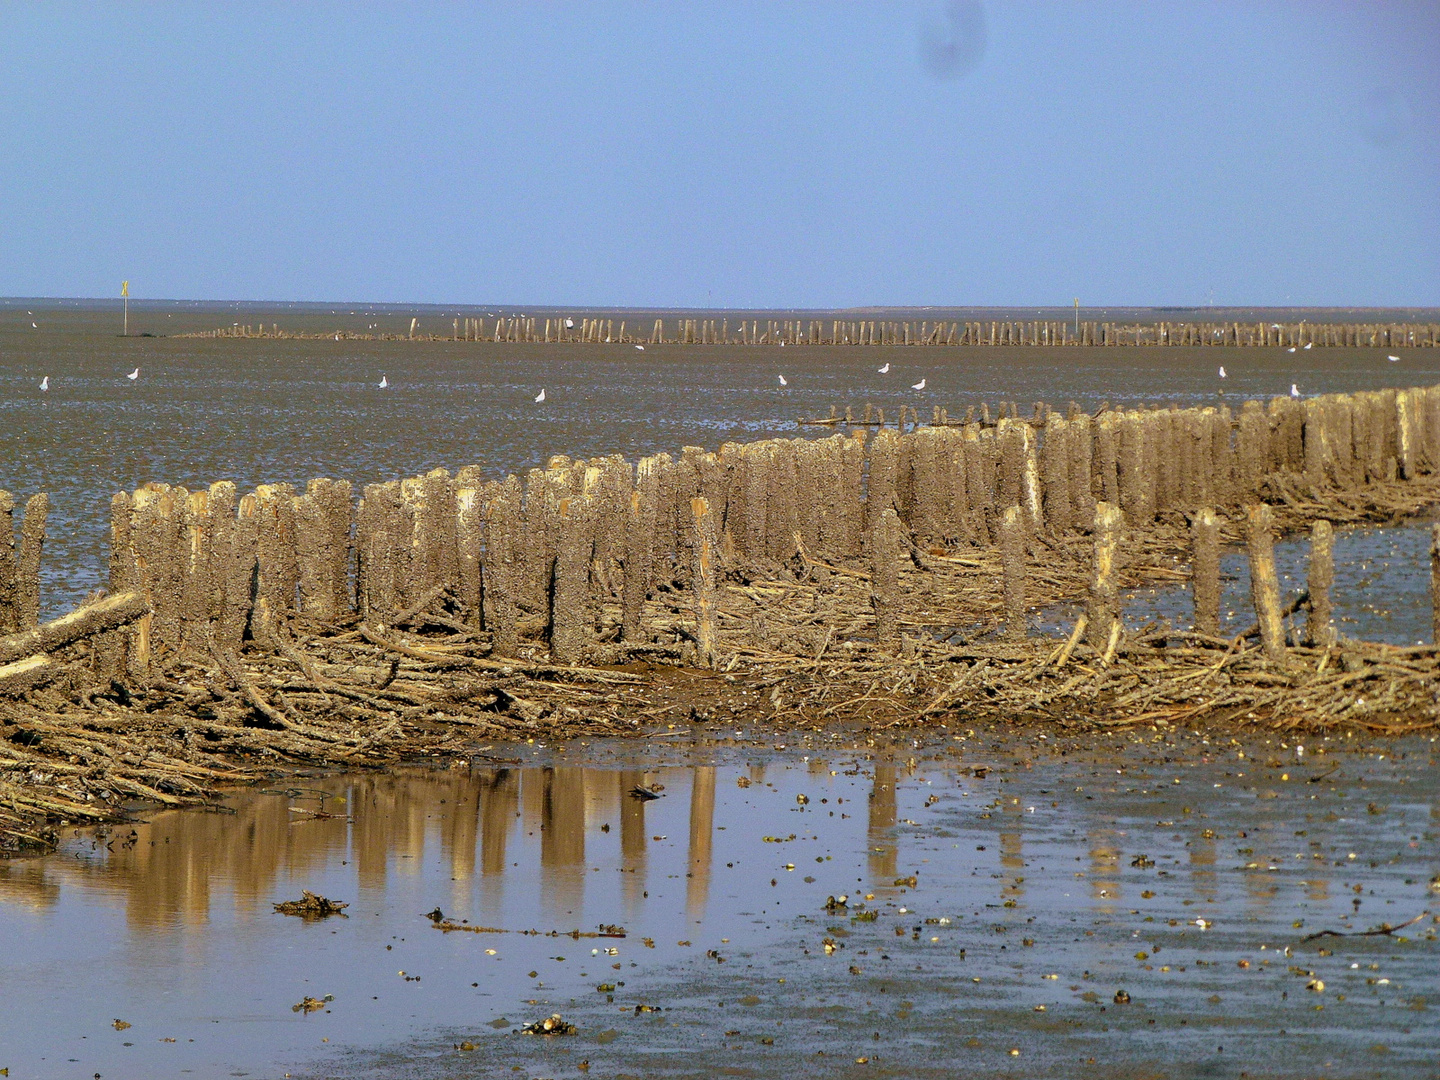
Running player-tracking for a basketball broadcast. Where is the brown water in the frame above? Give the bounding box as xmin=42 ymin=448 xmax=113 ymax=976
xmin=0 ymin=729 xmax=1435 ymax=1079
xmin=4 ymin=302 xmax=1440 ymax=618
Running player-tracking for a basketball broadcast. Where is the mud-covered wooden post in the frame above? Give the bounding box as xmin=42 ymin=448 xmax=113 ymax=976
xmin=254 ymin=483 xmax=299 ymax=616
xmin=869 ymin=508 xmax=902 ymax=653
xmin=0 ymin=491 xmax=16 ymax=635
xmin=15 ymin=492 xmax=47 ymax=629
xmin=550 ymin=496 xmax=591 ymax=664
xmin=1245 ymin=503 xmax=1285 ymax=661
xmin=691 ymin=496 xmax=719 ymax=667
xmin=93 ymin=491 xmax=135 ymax=681
xmin=867 ymin=430 xmax=901 ymax=532
xmin=999 ymin=504 xmax=1027 ymax=640
xmin=295 ymin=478 xmax=353 ymax=623
xmin=455 ymin=486 xmax=484 ymax=627
xmin=483 ymin=489 xmax=520 ymax=657
xmin=178 ymin=488 xmax=212 ymax=651
xmin=1191 ymin=507 xmax=1220 ymax=638
xmin=1430 ymin=523 xmax=1440 ymax=647
xmin=1308 ymin=520 xmax=1335 ymax=648
xmin=622 ymin=487 xmax=652 ymax=643
xmin=1086 ymin=502 xmax=1124 ymax=650
xmin=1042 ymin=414 xmax=1071 ymax=533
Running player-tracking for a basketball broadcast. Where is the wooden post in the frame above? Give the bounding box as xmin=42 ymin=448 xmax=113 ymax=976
xmin=254 ymin=483 xmax=299 ymax=616
xmin=1086 ymin=502 xmax=1124 ymax=649
xmin=622 ymin=487 xmax=652 ymax=643
xmin=94 ymin=491 xmax=134 ymax=680
xmin=1042 ymin=414 xmax=1070 ymax=532
xmin=691 ymin=496 xmax=719 ymax=668
xmin=295 ymin=478 xmax=353 ymax=622
xmin=1191 ymin=507 xmax=1220 ymax=638
xmin=0 ymin=491 xmax=17 ymax=634
xmin=550 ymin=496 xmax=591 ymax=664
xmin=1308 ymin=520 xmax=1335 ymax=648
xmin=869 ymin=508 xmax=901 ymax=653
xmin=454 ymin=486 xmax=483 ymax=627
xmin=483 ymin=489 xmax=520 ymax=656
xmin=1245 ymin=503 xmax=1286 ymax=661
xmin=1067 ymin=412 xmax=1096 ymax=527
xmin=1431 ymin=523 xmax=1440 ymax=647
xmin=866 ymin=429 xmax=901 ymax=531
xmin=999 ymin=505 xmax=1027 ymax=640
xmin=177 ymin=488 xmax=211 ymax=651
xmin=16 ymin=493 xmax=47 ymax=629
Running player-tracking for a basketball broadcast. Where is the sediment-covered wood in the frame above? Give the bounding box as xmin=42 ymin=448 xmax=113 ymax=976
xmin=1246 ymin=503 xmax=1286 ymax=662
xmin=1308 ymin=520 xmax=1335 ymax=648
xmin=0 ymin=591 xmax=151 ymax=665
xmin=1191 ymin=508 xmax=1220 ymax=638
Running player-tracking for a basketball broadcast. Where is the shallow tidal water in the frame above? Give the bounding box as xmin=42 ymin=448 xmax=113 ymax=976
xmin=1 ymin=729 xmax=1436 ymax=1079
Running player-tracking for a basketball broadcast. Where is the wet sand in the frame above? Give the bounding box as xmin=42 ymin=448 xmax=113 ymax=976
xmin=1 ymin=727 xmax=1434 ymax=1079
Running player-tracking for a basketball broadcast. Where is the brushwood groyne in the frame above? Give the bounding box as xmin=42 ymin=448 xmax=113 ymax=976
xmin=3 ymin=381 xmax=1437 ymax=677
xmin=7 ymin=382 xmax=1440 ymax=849
xmin=182 ymin=315 xmax=1440 ymax=348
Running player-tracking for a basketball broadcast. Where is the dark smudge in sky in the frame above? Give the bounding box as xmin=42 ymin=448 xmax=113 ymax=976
xmin=920 ymin=0 xmax=987 ymax=80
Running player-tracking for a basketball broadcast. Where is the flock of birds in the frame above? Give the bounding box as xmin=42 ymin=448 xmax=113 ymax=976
xmin=27 ymin=354 xmax=1406 ymax=403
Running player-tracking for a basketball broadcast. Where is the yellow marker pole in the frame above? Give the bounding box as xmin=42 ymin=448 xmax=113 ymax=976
xmin=1074 ymin=297 xmax=1079 ymax=337
xmin=121 ymin=281 xmax=130 ymax=337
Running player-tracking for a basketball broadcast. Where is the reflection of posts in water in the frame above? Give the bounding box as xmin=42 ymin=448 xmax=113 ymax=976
xmin=999 ymin=808 xmax=1024 ymax=903
xmin=1242 ymin=826 xmax=1278 ymax=912
xmin=686 ymin=766 xmax=716 ymax=924
xmin=0 ymin=860 xmax=60 ymax=910
xmin=1089 ymin=833 xmax=1120 ymax=914
xmin=1189 ymin=832 xmax=1218 ymax=903
xmin=540 ymin=766 xmax=586 ymax=920
xmin=619 ymin=769 xmax=648 ymax=916
xmin=868 ymin=763 xmax=898 ymax=887
xmin=479 ymin=770 xmax=518 ymax=875
xmin=353 ymin=778 xmax=396 ymax=892
xmin=442 ymin=772 xmax=480 ymax=910
xmin=478 ymin=768 xmax=519 ymax=916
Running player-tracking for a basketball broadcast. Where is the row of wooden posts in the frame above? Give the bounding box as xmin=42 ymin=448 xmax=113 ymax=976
xmin=74 ymin=381 xmax=1440 ymax=678
xmin=190 ymin=317 xmax=1440 ymax=349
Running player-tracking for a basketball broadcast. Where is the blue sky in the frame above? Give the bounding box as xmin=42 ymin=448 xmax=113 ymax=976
xmin=0 ymin=2 xmax=1435 ymax=308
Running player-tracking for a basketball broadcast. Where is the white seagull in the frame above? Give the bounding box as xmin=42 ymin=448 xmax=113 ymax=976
xmin=534 ymin=387 xmax=546 ymax=402
xmin=564 ymin=318 xmax=575 ymax=329
xmin=39 ymin=376 xmax=48 ymax=391
xmin=378 ymin=375 xmax=388 ymax=388
xmin=777 ymin=374 xmax=788 ymax=386
xmin=1290 ymin=383 xmax=1301 ymax=398
xmin=1388 ymin=354 xmax=1400 ymax=362
xmin=635 ymin=344 xmax=645 ymax=351
xmin=1218 ymin=365 xmax=1227 ymax=379
xmin=127 ymin=367 xmax=140 ymax=381
xmin=1287 ymin=346 xmax=1296 ymax=353
xmin=1304 ymin=342 xmax=1313 ymax=350
xmin=31 ymin=321 xmax=38 ymax=329
xmin=878 ymin=362 xmax=890 ymax=374
xmin=911 ymin=378 xmax=926 ymax=390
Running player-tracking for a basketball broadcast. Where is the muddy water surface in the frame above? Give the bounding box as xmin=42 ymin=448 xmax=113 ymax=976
xmin=1 ymin=730 xmax=1435 ymax=1079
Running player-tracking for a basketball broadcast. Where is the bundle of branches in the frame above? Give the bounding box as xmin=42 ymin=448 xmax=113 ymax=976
xmin=693 ymin=617 xmax=1440 ymax=736
xmin=0 ymin=591 xmax=647 ymax=853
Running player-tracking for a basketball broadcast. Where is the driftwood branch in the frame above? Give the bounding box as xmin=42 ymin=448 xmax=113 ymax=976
xmin=0 ymin=590 xmax=150 ymax=664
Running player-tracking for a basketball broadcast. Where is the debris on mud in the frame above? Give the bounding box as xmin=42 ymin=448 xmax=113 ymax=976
xmin=273 ymin=891 xmax=349 ymax=919
xmin=291 ymin=995 xmax=331 ymax=1014
xmin=520 ymin=1014 xmax=576 ymax=1036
